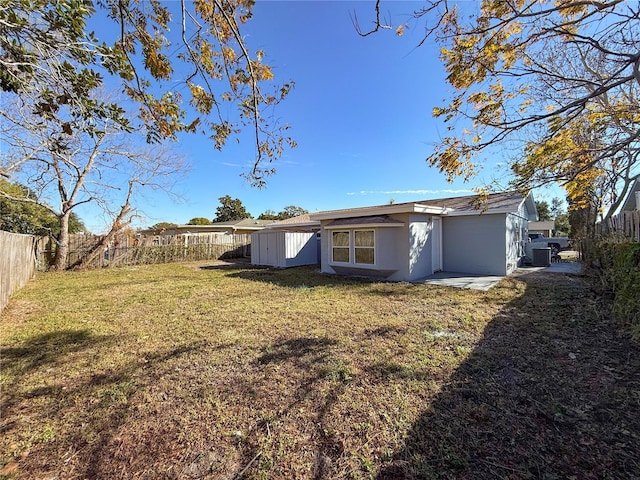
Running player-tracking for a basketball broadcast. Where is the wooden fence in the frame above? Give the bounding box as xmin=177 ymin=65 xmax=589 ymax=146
xmin=596 ymin=210 xmax=640 ymax=242
xmin=37 ymin=232 xmax=252 ymax=270
xmin=0 ymin=231 xmax=37 ymax=312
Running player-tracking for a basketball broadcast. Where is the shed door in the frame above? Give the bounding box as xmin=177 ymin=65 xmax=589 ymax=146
xmin=432 ymin=217 xmax=442 ymax=273
xmin=267 ymin=232 xmax=281 ymax=266
xmin=258 ymin=233 xmax=270 ymax=264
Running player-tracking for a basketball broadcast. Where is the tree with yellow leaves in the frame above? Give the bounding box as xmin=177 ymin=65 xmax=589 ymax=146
xmin=1 ymin=0 xmax=294 ymax=186
xmin=358 ymin=0 xmax=639 ymax=220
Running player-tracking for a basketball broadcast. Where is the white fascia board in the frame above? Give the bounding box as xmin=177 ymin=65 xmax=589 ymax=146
xmin=444 ymin=207 xmax=514 ymax=217
xmin=264 ymin=222 xmax=321 ymax=230
xmin=310 ymin=203 xmax=447 ymax=221
xmin=324 ymin=223 xmax=404 ymax=230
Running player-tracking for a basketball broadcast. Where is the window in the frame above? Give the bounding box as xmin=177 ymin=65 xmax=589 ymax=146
xmin=354 ymin=230 xmax=374 ymax=264
xmin=332 ymin=231 xmax=350 ymax=263
xmin=331 ymin=230 xmax=375 ymax=265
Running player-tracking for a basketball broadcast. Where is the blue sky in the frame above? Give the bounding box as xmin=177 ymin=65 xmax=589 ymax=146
xmin=80 ymin=1 xmax=558 ymax=232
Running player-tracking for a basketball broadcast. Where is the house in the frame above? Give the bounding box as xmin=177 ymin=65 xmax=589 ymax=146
xmin=141 ymin=218 xmax=277 ymax=236
xmin=619 ymin=179 xmax=640 ymax=212
xmin=251 ymin=214 xmax=321 ymax=268
xmin=528 ymin=220 xmax=554 ymax=237
xmin=309 ymin=191 xmax=537 ymax=281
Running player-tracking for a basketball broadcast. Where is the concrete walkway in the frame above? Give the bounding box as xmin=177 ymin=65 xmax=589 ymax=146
xmin=519 ymin=261 xmax=583 ymax=275
xmin=418 ymin=261 xmax=583 ymax=291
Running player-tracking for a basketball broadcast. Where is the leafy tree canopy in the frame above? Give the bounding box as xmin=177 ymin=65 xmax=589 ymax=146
xmin=149 ymin=222 xmax=178 ymax=234
xmin=359 ymin=0 xmax=640 ymax=221
xmin=550 ymin=197 xmax=565 ymax=219
xmin=0 ymin=180 xmax=86 ymax=236
xmin=257 ymin=209 xmax=279 ymax=220
xmin=0 ymin=0 xmax=295 ymax=186
xmin=258 ymin=205 xmax=308 ymax=220
xmin=214 ymin=195 xmax=252 ymax=222
xmin=535 ymin=201 xmax=551 ymax=222
xmin=187 ymin=217 xmax=212 ymax=225
xmin=554 ymin=213 xmax=571 ymax=236
xmin=277 ymin=205 xmax=308 ymax=219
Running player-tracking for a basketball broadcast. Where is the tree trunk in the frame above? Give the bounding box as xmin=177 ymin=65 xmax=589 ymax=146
xmin=67 ymin=181 xmax=135 ymax=270
xmin=52 ymin=211 xmax=70 ymax=270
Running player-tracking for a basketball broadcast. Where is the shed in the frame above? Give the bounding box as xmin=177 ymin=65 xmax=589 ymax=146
xmin=251 ymin=214 xmax=320 ymax=268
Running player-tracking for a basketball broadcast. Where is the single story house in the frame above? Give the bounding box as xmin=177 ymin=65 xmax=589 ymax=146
xmin=141 ymin=218 xmax=277 ymax=236
xmin=619 ymin=179 xmax=640 ymax=212
xmin=251 ymin=214 xmax=321 ymax=268
xmin=309 ymin=191 xmax=537 ymax=281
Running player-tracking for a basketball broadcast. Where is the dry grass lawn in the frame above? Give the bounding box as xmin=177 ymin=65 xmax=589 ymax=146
xmin=1 ymin=261 xmax=639 ymax=479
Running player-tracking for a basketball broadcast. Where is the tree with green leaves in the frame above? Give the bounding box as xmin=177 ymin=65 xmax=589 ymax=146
xmin=277 ymin=205 xmax=308 ymax=220
xmin=148 ymin=222 xmax=178 ymax=234
xmin=0 ymin=0 xmax=295 ymax=186
xmin=258 ymin=205 xmax=308 ymax=220
xmin=257 ymin=209 xmax=279 ymax=220
xmin=550 ymin=197 xmax=564 ymax=219
xmin=187 ymin=217 xmax=212 ymax=225
xmin=358 ymin=0 xmax=639 ymax=223
xmin=1 ymin=180 xmax=86 ymax=236
xmin=535 ymin=201 xmax=551 ymax=222
xmin=554 ymin=213 xmax=571 ymax=236
xmin=214 ymin=195 xmax=252 ymax=222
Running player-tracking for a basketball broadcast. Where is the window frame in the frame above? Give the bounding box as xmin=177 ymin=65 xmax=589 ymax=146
xmin=330 ymin=229 xmax=376 ymax=266
xmin=331 ymin=230 xmax=351 ymax=264
xmin=353 ymin=229 xmax=375 ymax=265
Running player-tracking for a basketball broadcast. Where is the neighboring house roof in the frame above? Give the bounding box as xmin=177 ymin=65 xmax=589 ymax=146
xmin=310 ymin=191 xmax=537 ymax=221
xmin=141 ymin=218 xmax=276 ymax=235
xmin=209 ymin=218 xmax=277 ymax=229
xmin=263 ymin=214 xmax=320 ymax=231
xmin=619 ymin=179 xmax=640 ymax=212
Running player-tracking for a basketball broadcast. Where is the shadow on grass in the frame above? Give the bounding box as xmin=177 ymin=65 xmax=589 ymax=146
xmin=224 ymin=265 xmax=386 ymax=290
xmin=198 ymin=258 xmax=255 ymax=271
xmin=0 ymin=329 xmax=115 ymax=414
xmin=258 ymin=336 xmax=338 ymax=366
xmin=375 ymin=272 xmax=640 ymax=479
xmin=254 ymin=336 xmax=355 ymax=480
xmin=78 ymin=341 xmax=208 ymax=479
xmin=1 ymin=330 xmax=209 ymax=479
xmin=1 ymin=329 xmax=105 ymax=369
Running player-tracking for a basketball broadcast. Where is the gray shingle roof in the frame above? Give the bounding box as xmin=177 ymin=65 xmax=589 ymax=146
xmin=312 ymin=191 xmax=529 ymax=219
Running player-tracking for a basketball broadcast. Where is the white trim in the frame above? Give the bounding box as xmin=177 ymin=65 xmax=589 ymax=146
xmin=324 ymin=222 xmax=403 ymax=230
xmin=311 ymin=203 xmax=448 ymax=221
xmin=311 ymin=192 xmax=537 ymax=221
xmin=330 ymin=230 xmax=351 ymax=264
xmin=264 ymin=222 xmax=320 ymax=230
xmin=329 ymin=229 xmax=376 ymax=267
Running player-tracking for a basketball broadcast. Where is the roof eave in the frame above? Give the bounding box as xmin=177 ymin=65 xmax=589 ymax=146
xmin=324 ymin=222 xmax=404 ymax=230
xmin=310 ymin=203 xmax=448 ymax=220
xmin=444 ymin=207 xmax=519 ymax=217
xmin=264 ymin=222 xmax=321 ymax=230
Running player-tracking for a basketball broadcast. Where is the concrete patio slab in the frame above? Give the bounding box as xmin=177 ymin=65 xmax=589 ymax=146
xmin=417 ymin=272 xmax=506 ymax=291
xmin=417 ymin=261 xmax=583 ymax=290
xmin=517 ymin=261 xmax=583 ymax=275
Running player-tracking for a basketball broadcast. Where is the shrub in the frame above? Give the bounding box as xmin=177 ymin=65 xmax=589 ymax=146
xmin=612 ymin=241 xmax=640 ymax=339
xmin=587 ymin=235 xmax=640 ymax=339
